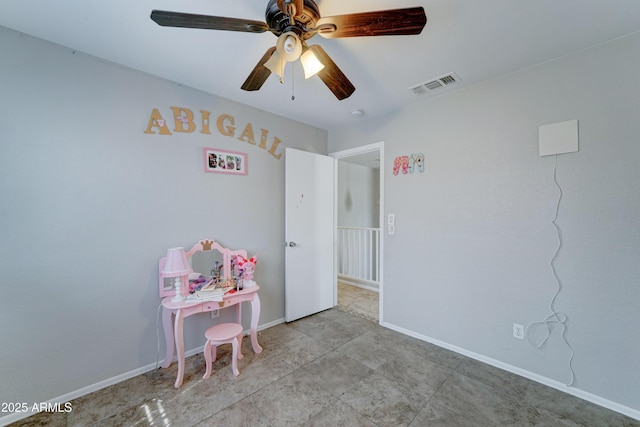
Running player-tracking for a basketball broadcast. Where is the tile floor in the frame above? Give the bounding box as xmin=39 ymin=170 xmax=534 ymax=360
xmin=10 ymin=305 xmax=639 ymax=426
xmin=337 ymin=282 xmax=379 ymax=323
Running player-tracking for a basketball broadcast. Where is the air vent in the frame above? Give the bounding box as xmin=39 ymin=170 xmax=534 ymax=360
xmin=409 ymin=85 xmax=429 ymax=96
xmin=409 ymin=73 xmax=461 ymax=96
xmin=424 ymin=80 xmax=444 ymax=90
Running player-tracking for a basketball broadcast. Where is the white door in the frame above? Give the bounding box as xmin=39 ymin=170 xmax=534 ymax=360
xmin=285 ymin=148 xmax=336 ymax=322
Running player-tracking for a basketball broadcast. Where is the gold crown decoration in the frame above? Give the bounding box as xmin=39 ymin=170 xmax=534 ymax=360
xmin=201 ymin=240 xmax=215 ymax=251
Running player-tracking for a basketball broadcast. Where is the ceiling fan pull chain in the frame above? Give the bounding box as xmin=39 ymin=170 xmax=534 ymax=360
xmin=291 ymin=62 xmax=296 ymax=101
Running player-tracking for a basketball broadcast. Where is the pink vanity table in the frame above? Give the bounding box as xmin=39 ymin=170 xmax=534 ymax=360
xmin=159 ymin=239 xmax=263 ymax=388
xmin=161 ymin=287 xmax=262 ymax=388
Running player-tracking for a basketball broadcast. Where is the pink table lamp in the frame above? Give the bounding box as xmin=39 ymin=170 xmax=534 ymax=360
xmin=162 ymin=247 xmax=192 ymax=302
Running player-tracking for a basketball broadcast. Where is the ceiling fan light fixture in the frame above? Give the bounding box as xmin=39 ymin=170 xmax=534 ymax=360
xmin=300 ymin=48 xmax=325 ymax=79
xmin=264 ymin=51 xmax=286 ymax=83
xmin=276 ymin=31 xmax=302 ymax=62
xmin=152 ymin=4 xmax=427 ymax=101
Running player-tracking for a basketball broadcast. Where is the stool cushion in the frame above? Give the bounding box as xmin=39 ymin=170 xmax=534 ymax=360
xmin=205 ymin=323 xmax=243 ymax=341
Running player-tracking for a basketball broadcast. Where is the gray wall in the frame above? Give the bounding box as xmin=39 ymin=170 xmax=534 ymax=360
xmin=337 ymin=161 xmax=379 ymax=228
xmin=0 ymin=26 xmax=327 ymax=409
xmin=329 ymin=33 xmax=640 ymax=414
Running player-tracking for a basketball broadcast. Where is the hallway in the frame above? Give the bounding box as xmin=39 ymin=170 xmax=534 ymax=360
xmin=337 ymin=281 xmax=378 ymax=323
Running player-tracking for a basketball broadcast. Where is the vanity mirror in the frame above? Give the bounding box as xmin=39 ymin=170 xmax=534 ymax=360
xmin=190 ymin=246 xmax=224 ymax=282
xmin=159 ymin=239 xmax=248 ymax=298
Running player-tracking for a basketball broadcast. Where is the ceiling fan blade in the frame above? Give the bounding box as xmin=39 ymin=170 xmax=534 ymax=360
xmin=151 ymin=10 xmax=269 ymax=33
xmin=241 ymin=47 xmax=278 ymax=92
xmin=309 ymin=45 xmax=355 ymax=100
xmin=317 ymin=7 xmax=427 ymax=38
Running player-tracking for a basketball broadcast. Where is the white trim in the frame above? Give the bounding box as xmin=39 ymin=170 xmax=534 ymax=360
xmin=338 ymin=276 xmax=379 ymax=292
xmin=0 ymin=318 xmax=286 ymax=426
xmin=329 ymin=142 xmax=382 ymax=159
xmin=382 ymin=321 xmax=640 ymax=422
xmin=379 ymin=144 xmax=384 ymax=325
xmin=330 ymin=141 xmax=384 ymax=325
xmin=256 ymin=317 xmax=286 ymax=330
xmin=333 ymin=157 xmax=339 ymax=308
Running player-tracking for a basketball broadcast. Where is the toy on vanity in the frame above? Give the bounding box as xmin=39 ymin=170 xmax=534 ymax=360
xmin=233 ymin=254 xmax=258 ymax=288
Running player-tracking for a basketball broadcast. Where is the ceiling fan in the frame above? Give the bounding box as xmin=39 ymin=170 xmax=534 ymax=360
xmin=150 ymin=0 xmax=427 ymax=100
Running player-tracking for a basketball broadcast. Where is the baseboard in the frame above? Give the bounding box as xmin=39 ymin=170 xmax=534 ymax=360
xmin=382 ymin=321 xmax=640 ymax=422
xmin=0 ymin=318 xmax=286 ymax=427
xmin=257 ymin=317 xmax=285 ymax=330
xmin=0 ymin=360 xmax=157 ymax=426
xmin=338 ymin=277 xmax=379 ymax=292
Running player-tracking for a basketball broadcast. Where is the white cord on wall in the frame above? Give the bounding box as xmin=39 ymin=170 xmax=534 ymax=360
xmin=525 ymin=154 xmax=576 ymax=387
xmin=155 ymin=302 xmax=163 ymax=371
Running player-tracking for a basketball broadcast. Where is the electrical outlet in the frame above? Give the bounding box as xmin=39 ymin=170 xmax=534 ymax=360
xmin=513 ymin=323 xmax=524 ymax=339
xmin=211 ymin=309 xmax=219 ymax=319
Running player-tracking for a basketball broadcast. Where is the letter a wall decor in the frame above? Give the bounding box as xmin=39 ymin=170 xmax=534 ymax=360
xmin=392 ymin=153 xmax=425 ymax=176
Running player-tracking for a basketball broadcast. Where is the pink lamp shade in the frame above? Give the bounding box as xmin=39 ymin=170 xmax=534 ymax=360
xmin=162 ymin=247 xmax=193 ymax=278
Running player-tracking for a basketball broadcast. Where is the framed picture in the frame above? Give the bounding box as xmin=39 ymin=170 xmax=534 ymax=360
xmin=203 ymin=148 xmax=247 ymax=175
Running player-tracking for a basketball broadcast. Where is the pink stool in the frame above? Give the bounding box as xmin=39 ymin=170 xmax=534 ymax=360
xmin=203 ymin=323 xmax=244 ymax=378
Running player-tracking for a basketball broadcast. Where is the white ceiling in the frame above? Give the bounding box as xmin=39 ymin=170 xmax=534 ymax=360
xmin=2 ymin=1 xmax=640 ymax=130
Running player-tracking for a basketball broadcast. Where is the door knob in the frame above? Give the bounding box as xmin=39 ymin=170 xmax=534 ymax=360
xmin=288 ymin=241 xmax=297 ymax=247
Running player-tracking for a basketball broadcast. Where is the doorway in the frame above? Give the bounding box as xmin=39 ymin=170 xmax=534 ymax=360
xmin=330 ymin=142 xmax=384 ymax=323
